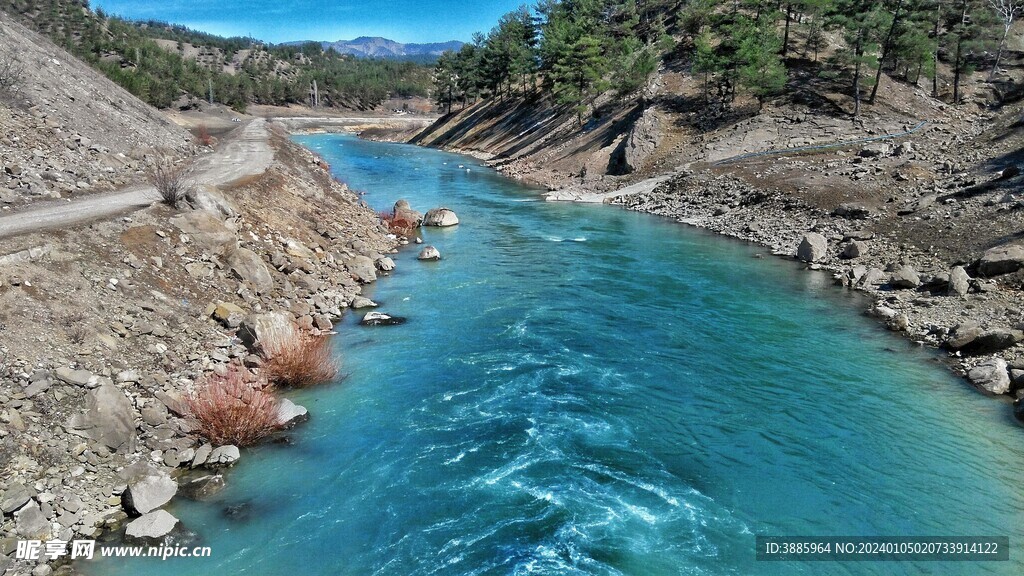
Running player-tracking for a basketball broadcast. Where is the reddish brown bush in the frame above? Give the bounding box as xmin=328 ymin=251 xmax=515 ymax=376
xmin=262 ymin=333 xmax=339 ymax=388
xmin=196 ymin=124 xmax=213 ymax=147
xmin=379 ymin=210 xmax=418 ymax=237
xmin=186 ymin=367 xmax=281 ymax=446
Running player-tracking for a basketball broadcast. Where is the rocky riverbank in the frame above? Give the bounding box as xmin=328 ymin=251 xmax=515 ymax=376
xmin=0 ymin=124 xmax=401 ymax=574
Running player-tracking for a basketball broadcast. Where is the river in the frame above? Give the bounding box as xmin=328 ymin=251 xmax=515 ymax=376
xmin=95 ymin=133 xmax=1024 ymax=576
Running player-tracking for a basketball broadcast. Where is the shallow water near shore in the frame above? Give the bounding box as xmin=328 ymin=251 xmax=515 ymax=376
xmin=94 ymin=134 xmax=1024 ymax=576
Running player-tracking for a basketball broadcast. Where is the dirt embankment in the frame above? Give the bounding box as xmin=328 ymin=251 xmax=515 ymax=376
xmin=412 ymin=62 xmax=1024 ymax=422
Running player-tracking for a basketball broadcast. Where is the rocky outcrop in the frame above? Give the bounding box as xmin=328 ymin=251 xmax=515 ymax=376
xmin=615 ymin=107 xmax=662 ymax=174
xmin=423 ymin=208 xmax=459 ymax=227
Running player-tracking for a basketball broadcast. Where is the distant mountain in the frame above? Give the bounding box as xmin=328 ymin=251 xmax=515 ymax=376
xmin=293 ymin=37 xmax=464 ymax=60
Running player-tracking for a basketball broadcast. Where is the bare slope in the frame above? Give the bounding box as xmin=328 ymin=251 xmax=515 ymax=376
xmin=0 ymin=10 xmax=193 ymax=206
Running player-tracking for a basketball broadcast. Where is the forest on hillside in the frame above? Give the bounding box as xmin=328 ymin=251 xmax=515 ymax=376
xmin=0 ymin=0 xmax=432 ymax=111
xmin=433 ymin=0 xmax=1022 ymax=120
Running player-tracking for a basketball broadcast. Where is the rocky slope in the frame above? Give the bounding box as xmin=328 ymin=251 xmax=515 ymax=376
xmin=0 ymin=11 xmax=194 ymax=208
xmin=0 ymin=12 xmax=404 ymax=574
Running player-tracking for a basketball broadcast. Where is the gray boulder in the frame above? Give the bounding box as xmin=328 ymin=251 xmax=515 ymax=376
xmin=125 ymin=510 xmax=179 ymax=540
xmin=276 ymin=399 xmax=309 ymax=428
xmin=858 ymin=267 xmax=887 ymax=287
xmin=418 ymin=246 xmax=441 ymax=261
xmin=948 ymin=266 xmax=971 ymax=297
xmin=796 ymin=233 xmax=827 ymax=263
xmin=67 ymin=384 xmax=137 ymax=453
xmin=178 ymin=474 xmax=225 ymax=501
xmin=345 ymin=255 xmax=377 ymax=283
xmin=15 ymin=502 xmax=50 ymax=539
xmin=840 ymin=241 xmax=866 ymax=260
xmin=952 ymin=328 xmax=1023 ymax=355
xmin=977 ymin=243 xmax=1024 ymax=277
xmin=423 ymin=208 xmax=459 ymax=227
xmin=227 ymin=248 xmax=274 ymax=294
xmin=123 ymin=470 xmax=177 ymax=515
xmin=376 ymin=257 xmax=396 ymax=272
xmin=238 ymin=312 xmax=295 ymax=353
xmin=889 ymin=265 xmax=920 ymax=289
xmin=169 ymin=210 xmax=236 ymax=256
xmin=967 ymin=358 xmax=1011 ymax=395
xmin=208 ymin=445 xmax=240 ymax=467
xmin=360 ymin=312 xmax=407 ymax=326
xmin=350 ymin=296 xmax=378 ymax=309
xmin=833 ymin=203 xmax=871 ymax=219
xmin=55 ymin=367 xmax=98 ymax=387
xmin=1 ymin=483 xmax=35 ymax=514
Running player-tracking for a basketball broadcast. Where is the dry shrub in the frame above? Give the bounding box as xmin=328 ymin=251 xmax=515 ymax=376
xmin=196 ymin=124 xmax=213 ymax=147
xmin=379 ymin=210 xmax=418 ymax=237
xmin=147 ymin=157 xmax=195 ymax=207
xmin=0 ymin=53 xmax=24 ymax=101
xmin=186 ymin=367 xmax=281 ymax=446
xmin=262 ymin=333 xmax=339 ymax=388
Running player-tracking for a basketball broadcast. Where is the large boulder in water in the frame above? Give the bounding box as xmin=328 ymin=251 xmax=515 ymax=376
xmin=393 ymin=199 xmax=423 ymax=227
xmin=122 ymin=468 xmax=177 ymax=516
xmin=418 ymin=246 xmax=441 ymax=261
xmin=125 ymin=510 xmax=179 ymax=540
xmin=796 ymin=233 xmax=827 ymax=263
xmin=967 ymin=358 xmax=1011 ymax=395
xmin=423 ymin=208 xmax=459 ymax=227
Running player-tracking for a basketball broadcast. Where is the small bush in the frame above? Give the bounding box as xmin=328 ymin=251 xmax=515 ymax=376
xmin=147 ymin=158 xmax=195 ymax=207
xmin=196 ymin=124 xmax=212 ymax=147
xmin=186 ymin=367 xmax=281 ymax=446
xmin=379 ymin=210 xmax=418 ymax=237
xmin=0 ymin=53 xmax=24 ymax=101
xmin=262 ymin=333 xmax=339 ymax=388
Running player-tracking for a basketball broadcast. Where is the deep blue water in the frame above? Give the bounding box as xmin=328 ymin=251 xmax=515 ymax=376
xmin=95 ymin=134 xmax=1024 ymax=575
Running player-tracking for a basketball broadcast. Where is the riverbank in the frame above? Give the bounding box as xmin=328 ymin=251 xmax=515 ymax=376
xmin=0 ymin=123 xmax=400 ymax=574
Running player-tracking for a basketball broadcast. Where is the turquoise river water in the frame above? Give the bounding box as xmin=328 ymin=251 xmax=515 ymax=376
xmin=95 ymin=134 xmax=1024 ymax=575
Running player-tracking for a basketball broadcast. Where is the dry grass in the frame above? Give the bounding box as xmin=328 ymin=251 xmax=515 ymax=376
xmin=186 ymin=367 xmax=281 ymax=446
xmin=262 ymin=332 xmax=339 ymax=388
xmin=147 ymin=157 xmax=195 ymax=207
xmin=196 ymin=124 xmax=213 ymax=147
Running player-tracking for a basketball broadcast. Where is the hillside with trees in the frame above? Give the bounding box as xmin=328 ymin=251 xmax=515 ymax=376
xmin=0 ymin=0 xmax=433 ymax=111
xmin=430 ymin=0 xmax=1023 ymax=121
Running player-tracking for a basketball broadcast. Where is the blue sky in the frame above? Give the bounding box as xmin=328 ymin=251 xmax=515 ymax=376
xmin=92 ymin=1 xmax=526 ymax=44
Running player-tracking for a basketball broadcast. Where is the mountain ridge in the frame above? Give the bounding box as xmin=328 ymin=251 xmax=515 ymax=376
xmin=289 ymin=36 xmax=464 ymax=59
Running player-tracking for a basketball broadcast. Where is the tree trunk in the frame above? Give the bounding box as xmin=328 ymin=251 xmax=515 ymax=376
xmin=853 ymin=31 xmax=864 ymax=116
xmin=869 ymin=0 xmax=905 ymax=104
xmin=932 ymin=3 xmax=940 ymax=98
xmin=953 ymin=2 xmax=968 ymax=104
xmin=991 ymin=21 xmax=1012 ymax=80
xmin=782 ymin=4 xmax=792 ymax=57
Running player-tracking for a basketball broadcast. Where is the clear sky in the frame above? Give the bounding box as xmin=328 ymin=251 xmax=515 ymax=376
xmin=91 ymin=1 xmax=527 ymax=44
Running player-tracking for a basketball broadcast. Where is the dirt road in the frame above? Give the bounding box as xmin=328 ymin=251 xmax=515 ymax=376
xmin=0 ymin=119 xmax=273 ymax=239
